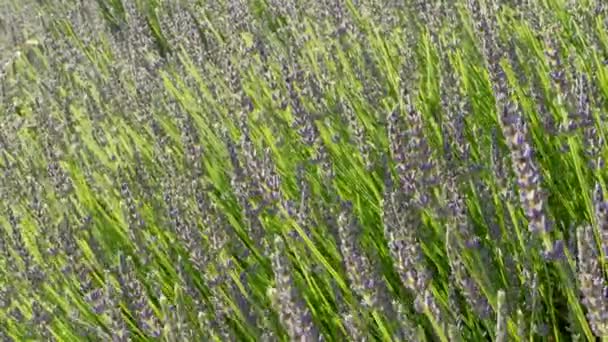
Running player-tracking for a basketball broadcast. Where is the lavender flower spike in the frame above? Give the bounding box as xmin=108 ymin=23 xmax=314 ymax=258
xmin=501 ymin=100 xmax=549 ymax=234
xmin=576 ymin=225 xmax=608 ymax=337
xmin=270 ymin=235 xmax=319 ymax=341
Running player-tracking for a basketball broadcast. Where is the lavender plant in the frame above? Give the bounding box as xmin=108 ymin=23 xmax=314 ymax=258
xmin=0 ymin=0 xmax=607 ymax=341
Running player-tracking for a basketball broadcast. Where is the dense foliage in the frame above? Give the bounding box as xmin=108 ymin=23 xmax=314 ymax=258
xmin=1 ymin=0 xmax=608 ymax=341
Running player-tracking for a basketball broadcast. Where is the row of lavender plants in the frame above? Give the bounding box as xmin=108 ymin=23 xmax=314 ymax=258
xmin=1 ymin=0 xmax=607 ymax=340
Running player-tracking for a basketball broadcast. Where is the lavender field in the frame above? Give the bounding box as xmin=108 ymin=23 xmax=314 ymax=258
xmin=1 ymin=0 xmax=607 ymax=341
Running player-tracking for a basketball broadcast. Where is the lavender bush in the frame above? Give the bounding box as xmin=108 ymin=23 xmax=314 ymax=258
xmin=0 ymin=0 xmax=607 ymax=341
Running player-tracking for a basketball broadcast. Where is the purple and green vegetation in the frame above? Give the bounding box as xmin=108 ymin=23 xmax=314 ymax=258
xmin=1 ymin=0 xmax=607 ymax=340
